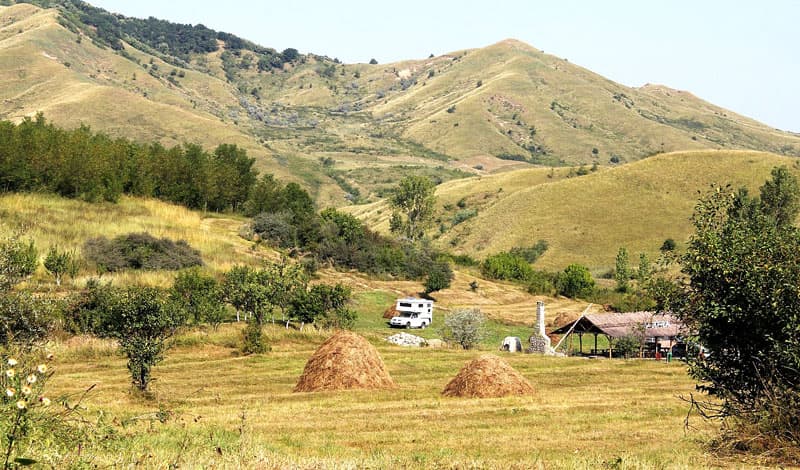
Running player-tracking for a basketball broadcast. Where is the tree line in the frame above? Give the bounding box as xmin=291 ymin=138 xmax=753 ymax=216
xmin=0 ymin=115 xmax=257 ymax=211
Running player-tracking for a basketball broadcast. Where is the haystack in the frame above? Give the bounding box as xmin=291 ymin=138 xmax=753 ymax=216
xmin=442 ymin=354 xmax=534 ymax=398
xmin=383 ymin=305 xmax=400 ymax=319
xmin=294 ymin=331 xmax=396 ymax=392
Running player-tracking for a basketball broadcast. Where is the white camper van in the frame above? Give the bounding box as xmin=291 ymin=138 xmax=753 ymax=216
xmin=389 ymin=298 xmax=433 ymax=329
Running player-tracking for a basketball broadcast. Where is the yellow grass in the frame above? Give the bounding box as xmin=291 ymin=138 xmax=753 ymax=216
xmin=349 ymin=150 xmax=800 ymax=271
xmin=0 ymin=193 xmax=268 ymax=286
xmin=43 ymin=323 xmax=732 ymax=469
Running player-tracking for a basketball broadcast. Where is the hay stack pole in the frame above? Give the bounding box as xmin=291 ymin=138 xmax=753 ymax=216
xmin=294 ymin=330 xmax=396 ymax=392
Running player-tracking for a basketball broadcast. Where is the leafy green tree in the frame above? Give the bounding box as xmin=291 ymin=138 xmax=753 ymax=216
xmin=759 ymin=165 xmax=800 ymax=226
xmin=43 ymin=246 xmax=78 ymax=286
xmin=481 ymin=252 xmax=533 ymax=282
xmin=170 ymin=268 xmax=225 ymax=327
xmin=667 ymin=170 xmax=800 ymax=447
xmin=424 ymin=261 xmax=453 ymax=295
xmin=0 ymin=235 xmax=37 ymax=292
xmin=637 ymin=253 xmax=651 ymax=285
xmin=96 ymin=286 xmax=185 ymax=392
xmin=289 ymin=283 xmax=354 ymax=329
xmin=389 ymin=176 xmax=436 ymax=242
xmin=614 ymin=247 xmax=630 ymax=292
xmin=557 ymin=264 xmax=595 ymax=299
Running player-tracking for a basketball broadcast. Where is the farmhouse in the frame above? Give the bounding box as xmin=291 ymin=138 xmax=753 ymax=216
xmin=551 ymin=311 xmax=686 ymax=357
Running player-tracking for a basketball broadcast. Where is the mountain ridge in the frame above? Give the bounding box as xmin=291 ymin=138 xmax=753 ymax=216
xmin=1 ymin=1 xmax=799 ymax=210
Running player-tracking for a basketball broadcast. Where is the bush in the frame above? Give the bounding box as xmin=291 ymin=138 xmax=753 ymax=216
xmin=44 ymin=246 xmax=79 ymax=286
xmin=242 ymin=320 xmax=269 ymax=354
xmin=556 ymin=264 xmax=595 ymax=299
xmin=424 ymin=261 xmax=453 ymax=294
xmin=440 ymin=308 xmax=487 ymax=350
xmin=509 ymin=240 xmax=549 ymax=263
xmin=614 ymin=334 xmax=642 ymax=359
xmin=84 ymin=233 xmax=202 ymax=272
xmin=481 ymin=252 xmax=533 ymax=282
xmin=251 ymin=212 xmax=297 ymax=248
xmin=527 ymin=270 xmax=557 ymax=296
xmin=0 ymin=235 xmax=37 ymax=291
xmin=660 ymin=238 xmax=676 ymax=252
xmin=451 ymin=208 xmax=477 ymax=226
xmin=0 ymin=293 xmax=57 ymax=347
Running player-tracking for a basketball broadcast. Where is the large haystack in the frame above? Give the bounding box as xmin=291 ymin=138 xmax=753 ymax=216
xmin=294 ymin=331 xmax=396 ymax=392
xmin=442 ymin=354 xmax=534 ymax=398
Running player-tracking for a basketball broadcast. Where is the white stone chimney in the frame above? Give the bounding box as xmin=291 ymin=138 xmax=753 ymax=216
xmin=536 ymin=301 xmax=546 ymax=337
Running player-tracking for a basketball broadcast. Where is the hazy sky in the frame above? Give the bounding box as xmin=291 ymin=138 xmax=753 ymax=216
xmin=89 ymin=0 xmax=800 ymax=132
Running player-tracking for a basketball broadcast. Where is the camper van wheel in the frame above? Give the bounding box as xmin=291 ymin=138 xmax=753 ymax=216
xmin=421 ymin=322 xmax=427 ymax=329
xmin=405 ymin=322 xmax=411 ymax=329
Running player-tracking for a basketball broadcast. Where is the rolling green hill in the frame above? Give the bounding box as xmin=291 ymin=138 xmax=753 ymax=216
xmin=1 ymin=2 xmax=799 ymax=209
xmin=347 ymin=150 xmax=800 ymax=271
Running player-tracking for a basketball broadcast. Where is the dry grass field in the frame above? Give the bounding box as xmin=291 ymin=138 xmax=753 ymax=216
xmin=42 ymin=323 xmax=730 ymax=469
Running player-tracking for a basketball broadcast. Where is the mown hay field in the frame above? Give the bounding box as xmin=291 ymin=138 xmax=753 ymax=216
xmin=44 ymin=323 xmax=728 ymax=469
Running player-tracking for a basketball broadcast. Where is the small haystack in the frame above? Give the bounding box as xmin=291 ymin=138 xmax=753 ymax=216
xmin=383 ymin=305 xmax=400 ymax=319
xmin=294 ymin=331 xmax=396 ymax=392
xmin=442 ymin=354 xmax=534 ymax=398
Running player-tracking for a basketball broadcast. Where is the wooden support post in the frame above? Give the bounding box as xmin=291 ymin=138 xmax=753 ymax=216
xmin=579 ymin=332 xmax=583 ymax=354
xmin=594 ymin=333 xmax=598 ymax=355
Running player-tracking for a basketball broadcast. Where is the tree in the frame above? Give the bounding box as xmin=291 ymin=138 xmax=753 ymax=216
xmin=289 ymin=283 xmax=354 ymax=329
xmin=281 ymin=48 xmax=300 ymax=62
xmin=759 ymin=165 xmax=800 ymax=226
xmin=170 ymin=268 xmax=225 ymax=328
xmin=424 ymin=261 xmax=453 ymax=295
xmin=637 ymin=253 xmax=651 ymax=285
xmin=97 ymin=286 xmax=185 ymax=392
xmin=389 ymin=176 xmax=436 ymax=242
xmin=614 ymin=247 xmax=630 ymax=292
xmin=0 ymin=235 xmax=37 ymax=292
xmin=44 ymin=246 xmax=78 ymax=286
xmin=557 ymin=264 xmax=595 ymax=299
xmin=369 ymin=58 xmax=378 ymax=65
xmin=667 ymin=170 xmax=800 ymax=448
xmin=440 ymin=308 xmax=486 ymax=349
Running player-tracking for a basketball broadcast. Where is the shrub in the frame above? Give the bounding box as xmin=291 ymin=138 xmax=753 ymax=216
xmin=424 ymin=261 xmax=453 ymax=294
xmin=451 ymin=208 xmax=477 ymax=226
xmin=446 ymin=105 xmax=456 ymax=114
xmin=556 ymin=264 xmax=595 ymax=299
xmin=0 ymin=235 xmax=37 ymax=291
xmin=527 ymin=271 xmax=557 ymax=296
xmin=369 ymin=58 xmax=378 ymax=65
xmin=251 ymin=212 xmax=297 ymax=248
xmin=440 ymin=308 xmax=486 ymax=350
xmin=660 ymin=238 xmax=676 ymax=252
xmin=0 ymin=293 xmax=57 ymax=347
xmin=614 ymin=334 xmax=642 ymax=359
xmin=481 ymin=252 xmax=533 ymax=282
xmin=83 ymin=233 xmax=202 ymax=272
xmin=242 ymin=320 xmax=269 ymax=354
xmin=509 ymin=240 xmax=549 ymax=263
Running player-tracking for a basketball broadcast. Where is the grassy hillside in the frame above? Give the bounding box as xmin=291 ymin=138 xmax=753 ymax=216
xmin=1 ymin=3 xmax=799 ymax=208
xmin=348 ymin=150 xmax=800 ymax=271
xmin=1 ymin=192 xmax=595 ymax=327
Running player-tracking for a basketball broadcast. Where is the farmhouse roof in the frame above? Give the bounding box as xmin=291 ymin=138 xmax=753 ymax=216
xmin=550 ymin=311 xmax=683 ymax=338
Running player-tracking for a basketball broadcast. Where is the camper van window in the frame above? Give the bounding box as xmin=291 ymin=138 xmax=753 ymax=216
xmin=399 ymin=303 xmax=412 ymax=308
